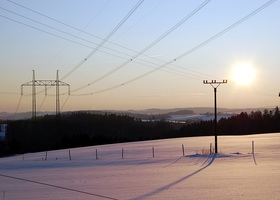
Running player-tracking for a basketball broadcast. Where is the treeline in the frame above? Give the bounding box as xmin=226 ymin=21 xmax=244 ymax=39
xmin=5 ymin=112 xmax=174 ymax=154
xmin=2 ymin=107 xmax=280 ymax=155
xmin=176 ymin=107 xmax=280 ymax=136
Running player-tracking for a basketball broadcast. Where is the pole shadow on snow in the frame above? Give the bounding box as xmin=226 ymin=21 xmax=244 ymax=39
xmin=132 ymin=154 xmax=216 ymax=200
xmin=252 ymin=152 xmax=257 ymax=165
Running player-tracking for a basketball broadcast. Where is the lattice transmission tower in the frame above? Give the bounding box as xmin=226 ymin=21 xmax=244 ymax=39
xmin=21 ymin=70 xmax=70 ymax=119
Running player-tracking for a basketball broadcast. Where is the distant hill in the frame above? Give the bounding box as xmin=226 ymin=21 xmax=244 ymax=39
xmin=0 ymin=112 xmax=53 ymax=120
xmin=125 ymin=107 xmax=270 ymax=115
xmin=0 ymin=107 xmax=272 ymax=121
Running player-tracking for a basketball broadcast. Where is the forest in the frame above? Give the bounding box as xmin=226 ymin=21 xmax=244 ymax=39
xmin=1 ymin=106 xmax=280 ymax=156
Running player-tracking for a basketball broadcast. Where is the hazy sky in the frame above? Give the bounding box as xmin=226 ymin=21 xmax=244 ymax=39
xmin=1 ymin=0 xmax=279 ymax=113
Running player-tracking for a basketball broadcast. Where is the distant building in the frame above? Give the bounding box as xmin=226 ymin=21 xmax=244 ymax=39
xmin=0 ymin=124 xmax=7 ymax=141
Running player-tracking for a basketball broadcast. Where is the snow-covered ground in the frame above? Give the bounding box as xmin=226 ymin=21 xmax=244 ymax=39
xmin=0 ymin=133 xmax=280 ymax=200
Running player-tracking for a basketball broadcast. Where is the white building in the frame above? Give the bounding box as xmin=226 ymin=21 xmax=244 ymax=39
xmin=0 ymin=124 xmax=7 ymax=141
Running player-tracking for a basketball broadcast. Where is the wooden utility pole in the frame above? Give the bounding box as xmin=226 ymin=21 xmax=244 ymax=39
xmin=203 ymin=80 xmax=227 ymax=154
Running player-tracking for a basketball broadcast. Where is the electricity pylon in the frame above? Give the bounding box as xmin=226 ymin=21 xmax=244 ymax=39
xmin=203 ymin=80 xmax=227 ymax=154
xmin=21 ymin=70 xmax=70 ymax=120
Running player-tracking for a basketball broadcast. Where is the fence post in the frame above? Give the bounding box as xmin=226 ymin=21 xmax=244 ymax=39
xmin=95 ymin=149 xmax=98 ymax=160
xmin=182 ymin=144 xmax=185 ymax=156
xmin=45 ymin=151 xmax=48 ymax=160
xmin=122 ymin=148 xmax=124 ymax=159
xmin=210 ymin=143 xmax=212 ymax=154
xmin=68 ymin=150 xmax=72 ymax=160
xmin=152 ymin=147 xmax=155 ymax=158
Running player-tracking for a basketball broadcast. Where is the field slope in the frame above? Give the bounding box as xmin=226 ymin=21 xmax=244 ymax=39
xmin=0 ymin=133 xmax=280 ymax=199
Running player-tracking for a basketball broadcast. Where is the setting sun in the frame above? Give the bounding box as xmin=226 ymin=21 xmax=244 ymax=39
xmin=231 ymin=64 xmax=256 ymax=86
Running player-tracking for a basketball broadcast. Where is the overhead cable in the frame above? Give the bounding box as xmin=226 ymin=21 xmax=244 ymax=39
xmin=71 ymin=0 xmax=212 ymax=92
xmin=13 ymin=95 xmax=23 ymax=120
xmin=6 ymin=0 xmax=124 ymax=50
xmin=61 ymin=0 xmax=145 ymax=80
xmin=71 ymin=0 xmax=277 ymax=96
xmin=0 ymin=6 xmax=135 ymax=60
xmin=3 ymin=1 xmax=211 ymax=83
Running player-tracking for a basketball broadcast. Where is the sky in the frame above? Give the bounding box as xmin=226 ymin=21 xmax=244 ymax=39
xmin=1 ymin=0 xmax=280 ymax=113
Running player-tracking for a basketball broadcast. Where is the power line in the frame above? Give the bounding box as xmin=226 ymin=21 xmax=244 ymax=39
xmin=38 ymin=95 xmax=47 ymax=112
xmin=0 ymin=7 xmax=135 ymax=60
xmin=2 ymin=1 xmax=213 ymax=84
xmin=112 ymin=0 xmax=165 ymax=41
xmin=2 ymin=2 xmax=169 ymax=80
xmin=83 ymin=0 xmax=112 ymax=27
xmin=175 ymin=0 xmax=278 ymax=61
xmin=71 ymin=0 xmax=212 ymax=92
xmin=6 ymin=0 xmax=208 ymax=80
xmin=71 ymin=0 xmax=277 ymax=96
xmin=5 ymin=0 xmax=147 ymax=56
xmin=0 ymin=14 xmax=97 ymax=49
xmin=0 ymin=7 xmax=215 ymax=87
xmin=61 ymin=95 xmax=70 ymax=111
xmin=5 ymin=0 xmax=116 ymax=45
xmin=13 ymin=95 xmax=23 ymax=120
xmin=61 ymin=0 xmax=145 ymax=80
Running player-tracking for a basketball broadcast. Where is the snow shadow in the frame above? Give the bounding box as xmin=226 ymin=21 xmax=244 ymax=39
xmin=132 ymin=154 xmax=216 ymax=200
xmin=252 ymin=152 xmax=257 ymax=165
xmin=163 ymin=156 xmax=184 ymax=168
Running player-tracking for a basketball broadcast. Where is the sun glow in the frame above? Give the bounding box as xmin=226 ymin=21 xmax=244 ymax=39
xmin=231 ymin=64 xmax=256 ymax=86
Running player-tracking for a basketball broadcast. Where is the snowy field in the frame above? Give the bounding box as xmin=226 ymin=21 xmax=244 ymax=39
xmin=0 ymin=133 xmax=280 ymax=200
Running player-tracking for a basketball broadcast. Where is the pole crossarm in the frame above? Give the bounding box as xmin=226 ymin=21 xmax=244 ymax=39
xmin=21 ymin=80 xmax=70 ymax=95
xmin=203 ymin=80 xmax=227 ymax=88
